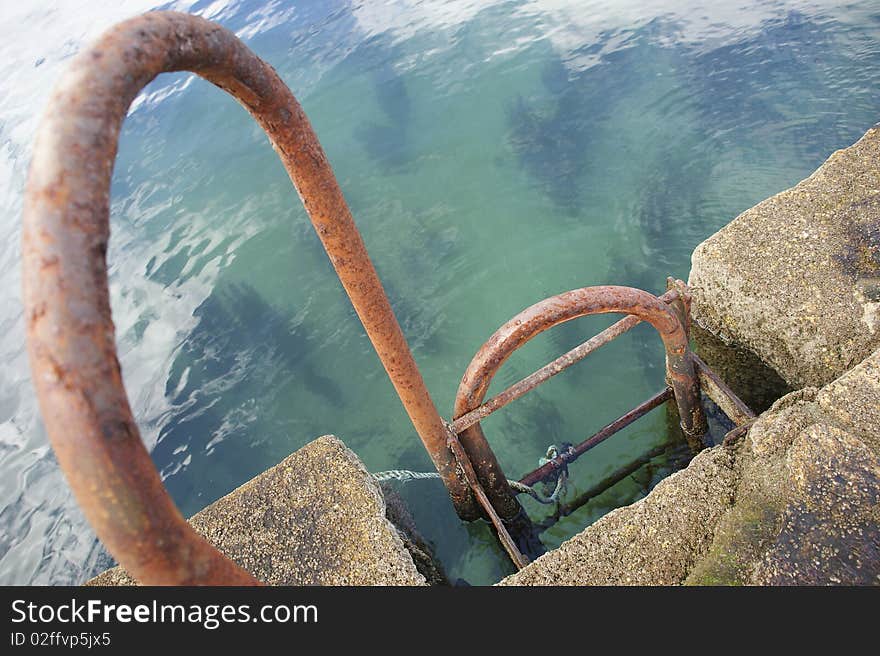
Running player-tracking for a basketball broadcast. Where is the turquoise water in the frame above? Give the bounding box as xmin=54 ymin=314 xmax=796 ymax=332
xmin=0 ymin=0 xmax=878 ymax=585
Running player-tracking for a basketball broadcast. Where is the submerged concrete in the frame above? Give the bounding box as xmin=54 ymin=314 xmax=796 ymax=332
xmin=87 ymin=435 xmax=427 ymax=586
xmin=689 ymin=126 xmax=880 ymax=389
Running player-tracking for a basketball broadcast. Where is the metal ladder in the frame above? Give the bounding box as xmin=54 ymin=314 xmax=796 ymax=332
xmin=21 ymin=11 xmax=755 ymax=584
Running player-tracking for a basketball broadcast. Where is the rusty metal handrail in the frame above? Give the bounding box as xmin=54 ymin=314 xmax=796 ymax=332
xmin=19 ymin=11 xmax=752 ymax=581
xmin=21 ymin=11 xmax=491 ymax=585
xmin=450 ymin=287 xmax=681 ymax=435
xmin=452 ymin=285 xmax=709 ymax=521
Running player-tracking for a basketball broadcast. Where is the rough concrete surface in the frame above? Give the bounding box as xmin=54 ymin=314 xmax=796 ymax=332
xmin=686 ymin=349 xmax=880 ymax=585
xmin=689 ymin=125 xmax=880 ymax=389
xmin=87 ymin=436 xmax=426 ymax=586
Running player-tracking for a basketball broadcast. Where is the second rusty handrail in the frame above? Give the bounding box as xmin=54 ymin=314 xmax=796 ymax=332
xmin=451 ymin=285 xmax=709 ymax=523
xmin=450 ymin=287 xmax=682 ymax=435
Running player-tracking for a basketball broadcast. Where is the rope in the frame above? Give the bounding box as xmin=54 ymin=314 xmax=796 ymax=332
xmin=372 ymin=444 xmax=568 ymax=506
xmin=508 ymin=473 xmax=567 ymax=505
xmin=372 ymin=469 xmax=442 ymax=483
xmin=512 ymin=445 xmax=568 ymax=504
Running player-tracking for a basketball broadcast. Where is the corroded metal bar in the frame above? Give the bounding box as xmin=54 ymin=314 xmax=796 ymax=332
xmin=517 ymin=387 xmax=673 ymax=488
xmin=721 ymin=419 xmax=757 ymax=446
xmin=22 ymin=11 xmax=473 ymax=585
xmin=450 ymin=288 xmax=680 ymax=434
xmin=535 ymin=444 xmax=668 ymax=531
xmin=665 ymin=277 xmax=692 ymax=338
xmin=660 ymin=278 xmax=709 ymax=449
xmin=453 ymin=285 xmax=708 ymax=522
xmin=446 ymin=431 xmax=529 ymax=570
xmin=693 ymin=354 xmax=756 ymax=426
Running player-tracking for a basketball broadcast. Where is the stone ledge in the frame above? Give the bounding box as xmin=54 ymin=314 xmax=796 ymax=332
xmin=686 ymin=349 xmax=880 ymax=585
xmin=86 ymin=435 xmax=427 ymax=586
xmin=688 ymin=125 xmax=880 ymax=389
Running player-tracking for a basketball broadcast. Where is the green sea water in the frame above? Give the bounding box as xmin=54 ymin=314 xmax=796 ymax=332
xmin=1 ymin=0 xmax=878 ymax=584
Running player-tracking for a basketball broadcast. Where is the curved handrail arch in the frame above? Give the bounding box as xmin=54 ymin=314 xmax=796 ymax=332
xmin=22 ymin=11 xmax=480 ymax=585
xmin=452 ymin=285 xmax=707 ymax=517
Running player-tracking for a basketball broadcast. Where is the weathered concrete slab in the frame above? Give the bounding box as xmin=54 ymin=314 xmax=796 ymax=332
xmin=752 ymin=424 xmax=879 ymax=585
xmin=686 ymin=349 xmax=880 ymax=585
xmin=689 ymin=125 xmax=880 ymax=389
xmin=503 ymin=348 xmax=880 ymax=586
xmin=815 ymin=348 xmax=880 ymax=455
xmin=87 ymin=435 xmax=427 ymax=586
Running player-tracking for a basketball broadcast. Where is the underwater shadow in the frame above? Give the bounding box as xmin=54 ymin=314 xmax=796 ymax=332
xmin=152 ymin=281 xmax=345 ymax=515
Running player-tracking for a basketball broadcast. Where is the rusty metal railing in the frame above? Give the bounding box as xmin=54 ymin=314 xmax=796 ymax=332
xmin=447 ymin=277 xmax=755 ymax=550
xmin=23 ymin=11 xmax=756 ymax=583
xmin=451 ymin=284 xmax=709 ymax=525
xmin=423 ymin=276 xmax=751 ymax=567
xmin=22 ymin=10 xmax=491 ymax=585
xmin=449 ymin=277 xmax=754 ymax=483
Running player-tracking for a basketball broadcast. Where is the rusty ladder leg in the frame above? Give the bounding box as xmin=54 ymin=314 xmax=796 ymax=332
xmin=665 ymin=278 xmax=708 ymax=450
